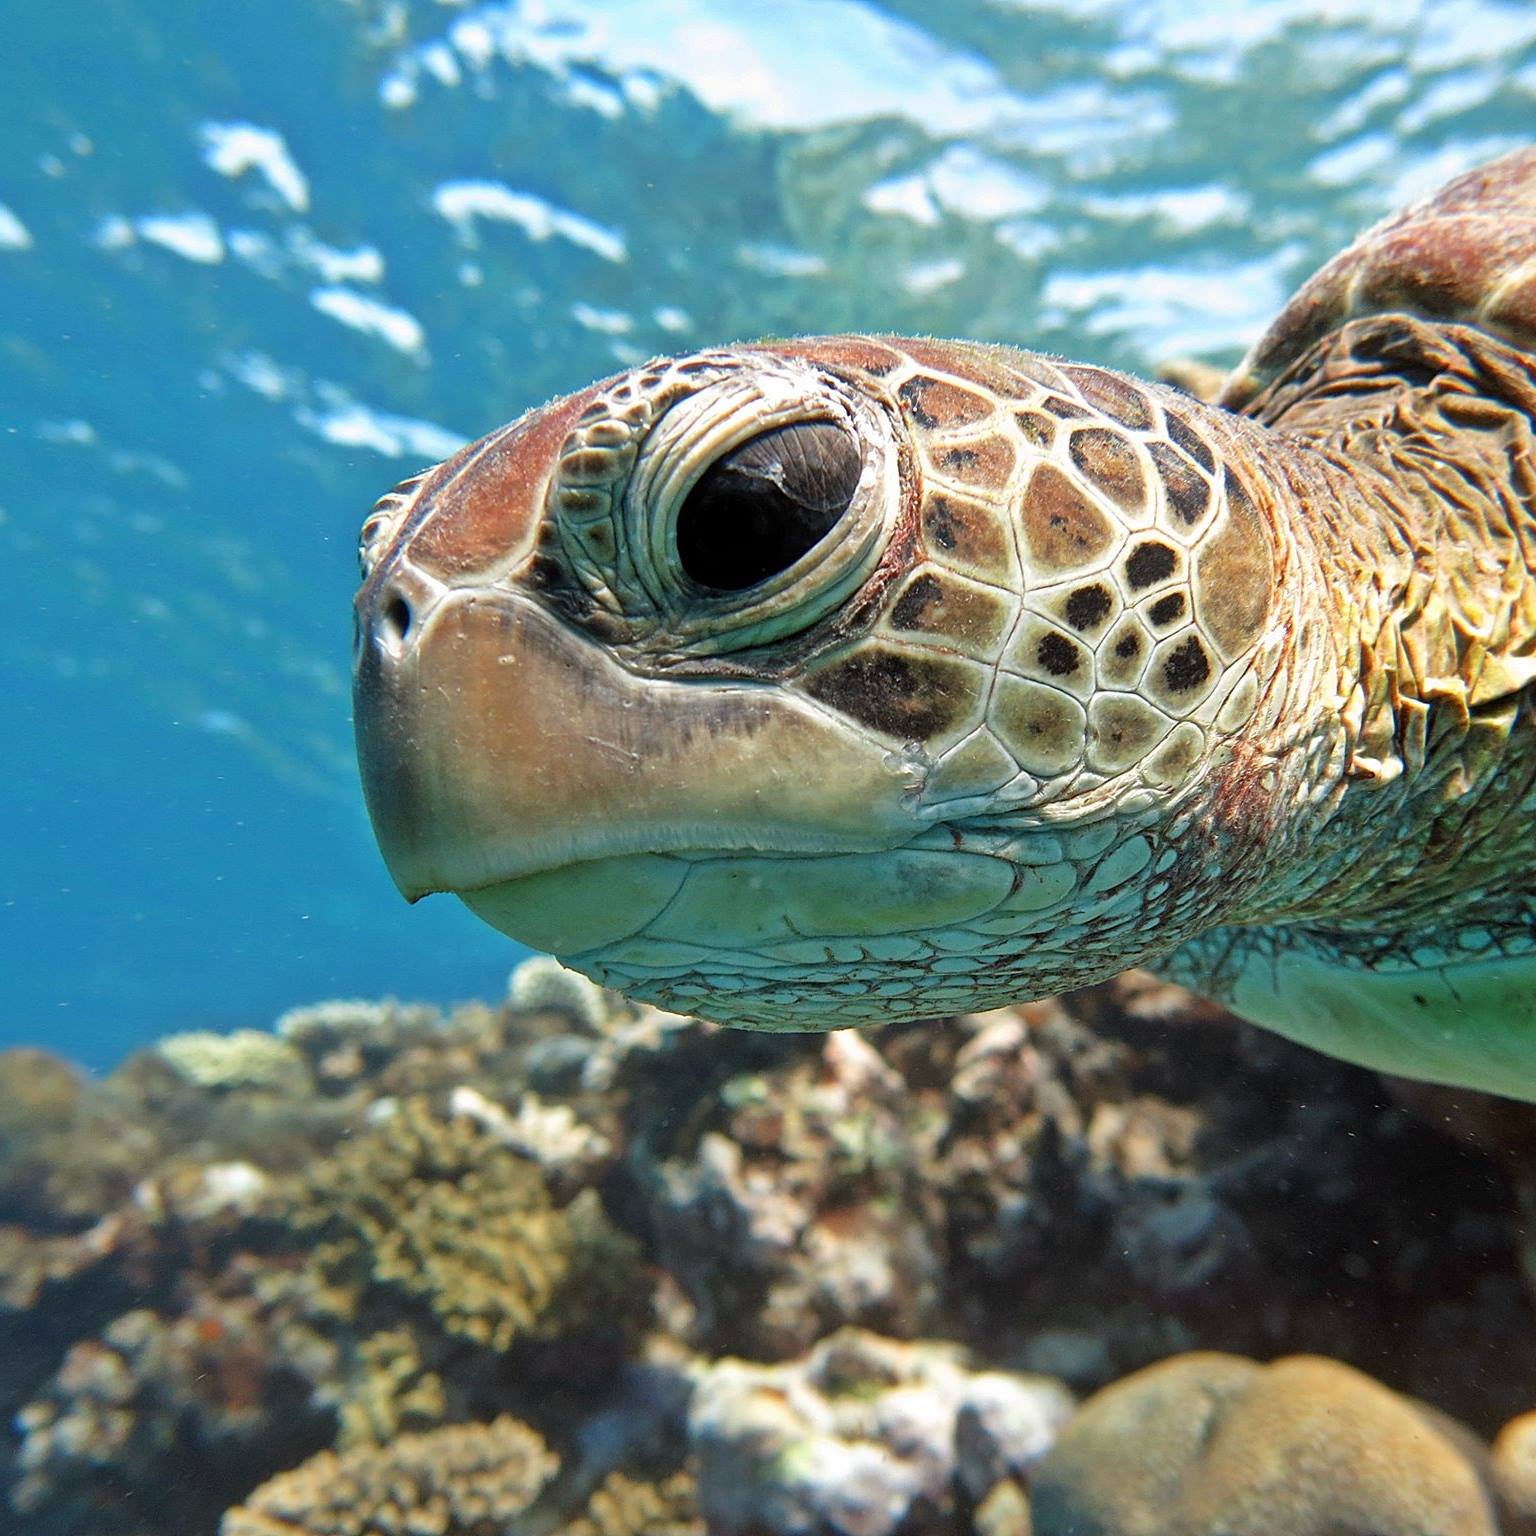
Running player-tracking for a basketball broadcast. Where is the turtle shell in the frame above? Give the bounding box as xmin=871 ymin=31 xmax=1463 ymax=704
xmin=1222 ymin=147 xmax=1536 ymax=410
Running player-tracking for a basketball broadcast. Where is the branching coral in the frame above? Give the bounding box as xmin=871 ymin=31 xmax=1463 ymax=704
xmin=155 ymin=1032 xmax=311 ymax=1095
xmin=507 ymin=955 xmax=612 ymax=1032
xmin=292 ymin=1096 xmax=642 ymax=1352
xmin=220 ymin=1416 xmax=558 ymax=1536
xmin=559 ymin=1471 xmax=703 ymax=1536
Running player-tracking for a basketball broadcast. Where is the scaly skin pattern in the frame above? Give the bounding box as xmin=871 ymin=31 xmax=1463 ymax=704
xmin=353 ymin=151 xmax=1536 ymax=1097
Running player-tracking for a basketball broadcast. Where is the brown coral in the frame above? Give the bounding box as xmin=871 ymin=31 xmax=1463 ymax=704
xmin=335 ymin=1327 xmax=449 ymax=1449
xmin=560 ymin=1470 xmax=704 ymax=1536
xmin=292 ymin=1096 xmax=642 ymax=1353
xmin=0 ymin=1047 xmax=159 ymax=1225
xmin=1030 ymin=1351 xmax=1499 ymax=1536
xmin=220 ymin=1415 xmax=557 ymax=1536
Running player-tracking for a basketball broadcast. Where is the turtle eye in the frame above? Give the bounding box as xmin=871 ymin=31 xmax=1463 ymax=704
xmin=675 ymin=420 xmax=864 ymax=592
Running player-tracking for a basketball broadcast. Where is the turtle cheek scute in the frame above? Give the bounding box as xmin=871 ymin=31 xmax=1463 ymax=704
xmin=802 ymin=645 xmax=976 ymax=745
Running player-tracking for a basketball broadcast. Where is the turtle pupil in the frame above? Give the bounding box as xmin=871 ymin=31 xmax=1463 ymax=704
xmin=676 ymin=421 xmax=862 ymax=592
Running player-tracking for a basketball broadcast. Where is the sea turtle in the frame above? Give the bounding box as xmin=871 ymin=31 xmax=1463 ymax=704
xmin=352 ymin=151 xmax=1536 ymax=1100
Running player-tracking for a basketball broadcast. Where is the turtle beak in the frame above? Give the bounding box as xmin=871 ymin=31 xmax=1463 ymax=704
xmin=351 ymin=398 xmax=591 ymax=902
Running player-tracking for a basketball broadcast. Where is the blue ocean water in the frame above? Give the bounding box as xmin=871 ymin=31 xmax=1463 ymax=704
xmin=5 ymin=0 xmax=1536 ymax=1068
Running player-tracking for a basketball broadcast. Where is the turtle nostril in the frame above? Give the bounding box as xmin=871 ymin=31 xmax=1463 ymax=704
xmin=381 ymin=592 xmax=413 ymax=647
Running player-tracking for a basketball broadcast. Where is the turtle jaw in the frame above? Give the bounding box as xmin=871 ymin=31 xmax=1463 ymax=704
xmin=352 ymin=584 xmax=929 ymax=928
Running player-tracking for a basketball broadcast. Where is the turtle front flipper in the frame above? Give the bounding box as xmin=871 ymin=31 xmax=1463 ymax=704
xmin=1156 ymin=151 xmax=1536 ymax=1097
xmin=1163 ymin=913 xmax=1536 ymax=1100
xmin=1224 ymin=147 xmax=1536 ymax=409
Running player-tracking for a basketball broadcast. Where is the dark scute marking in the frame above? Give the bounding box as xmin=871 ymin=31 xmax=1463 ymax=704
xmin=922 ymin=491 xmax=1010 ymax=575
xmin=560 ymin=447 xmax=618 ymax=483
xmin=1162 ymin=634 xmax=1212 ymax=693
xmin=1063 ymin=367 xmax=1153 ymax=429
xmin=938 ymin=434 xmax=1016 ymax=490
xmin=925 ymin=495 xmax=959 ymax=552
xmin=1021 ymin=464 xmax=1114 ymax=571
xmin=559 ymin=488 xmax=607 ymax=517
xmin=1092 ymin=696 xmax=1163 ymax=759
xmin=1064 ymin=583 xmax=1113 ymax=631
xmin=890 ymin=572 xmax=944 ymax=630
xmin=1070 ymin=427 xmax=1146 ymax=510
xmin=1166 ymin=410 xmax=1216 ymax=472
xmin=898 ymin=374 xmax=990 ymax=431
xmin=890 ymin=569 xmax=1007 ymax=646
xmin=1148 ymin=591 xmax=1186 ymax=626
xmin=1043 ymin=395 xmax=1089 ymax=420
xmin=1015 ymin=410 xmax=1054 ymax=447
xmin=1115 ymin=632 xmax=1141 ymax=660
xmin=1035 ymin=631 xmax=1081 ymax=677
xmin=805 ymin=647 xmax=970 ymax=741
xmin=1125 ymin=540 xmax=1177 ymax=590
xmin=1196 ymin=470 xmax=1273 ymax=658
xmin=1149 ymin=441 xmax=1211 ymax=526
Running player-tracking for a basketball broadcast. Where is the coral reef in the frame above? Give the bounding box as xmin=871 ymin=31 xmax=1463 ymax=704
xmin=155 ymin=1032 xmax=311 ymax=1095
xmin=220 ymin=1416 xmax=558 ymax=1536
xmin=507 ymin=955 xmax=612 ymax=1032
xmin=559 ymin=1470 xmax=703 ymax=1536
xmin=1031 ymin=1351 xmax=1499 ymax=1535
xmin=289 ymin=1094 xmax=640 ymax=1354
xmin=689 ymin=1327 xmax=1072 ymax=1535
xmin=3 ymin=972 xmax=1536 ymax=1533
xmin=640 ymin=1028 xmax=945 ymax=1356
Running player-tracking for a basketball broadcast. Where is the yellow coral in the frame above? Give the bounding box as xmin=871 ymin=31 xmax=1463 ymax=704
xmin=337 ymin=1327 xmax=448 ymax=1449
xmin=559 ymin=1471 xmax=703 ymax=1536
xmin=220 ymin=1415 xmax=557 ymax=1536
xmin=155 ymin=1031 xmax=310 ymax=1094
xmin=293 ymin=1098 xmax=639 ymax=1352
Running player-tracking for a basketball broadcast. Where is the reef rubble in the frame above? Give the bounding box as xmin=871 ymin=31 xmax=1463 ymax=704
xmin=3 ymin=968 xmax=1536 ymax=1533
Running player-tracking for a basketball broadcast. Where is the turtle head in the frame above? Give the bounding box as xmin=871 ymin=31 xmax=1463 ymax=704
xmin=353 ymin=337 xmax=1277 ymax=1027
